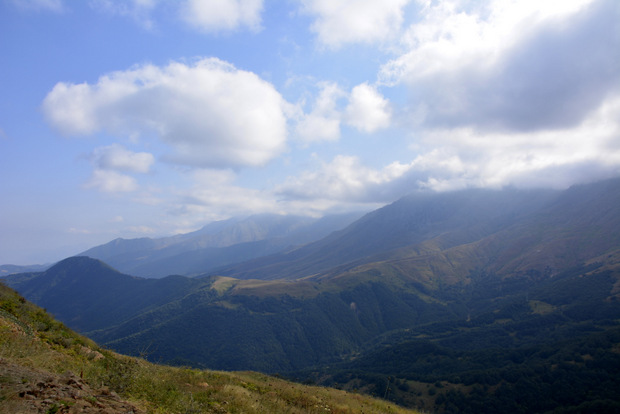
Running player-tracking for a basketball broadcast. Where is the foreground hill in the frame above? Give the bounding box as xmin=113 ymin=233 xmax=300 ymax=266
xmin=0 ymin=281 xmax=418 ymax=413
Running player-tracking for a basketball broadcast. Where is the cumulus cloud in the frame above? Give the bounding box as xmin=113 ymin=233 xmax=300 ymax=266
xmin=171 ymin=163 xmax=384 ymax=225
xmin=180 ymin=0 xmax=263 ymax=33
xmin=380 ymin=0 xmax=620 ymax=132
xmin=277 ymin=93 xmax=620 ymax=204
xmin=408 ymin=94 xmax=620 ymax=191
xmin=34 ymin=0 xmax=620 ymax=221
xmin=43 ymin=58 xmax=289 ymax=169
xmin=295 ymin=82 xmax=344 ymax=142
xmin=301 ymin=0 xmax=411 ymax=48
xmin=90 ymin=0 xmax=158 ymax=29
xmin=127 ymin=225 xmax=156 ymax=234
xmin=295 ymin=82 xmax=392 ymax=141
xmin=90 ymin=144 xmax=154 ymax=173
xmin=88 ymin=0 xmax=264 ymax=33
xmin=173 ymin=169 xmax=277 ymax=222
xmin=85 ymin=170 xmax=138 ymax=193
xmin=86 ymin=144 xmax=150 ymax=193
xmin=67 ymin=227 xmax=92 ymax=235
xmin=345 ymin=83 xmax=391 ymax=133
xmin=276 ymin=155 xmax=416 ymax=202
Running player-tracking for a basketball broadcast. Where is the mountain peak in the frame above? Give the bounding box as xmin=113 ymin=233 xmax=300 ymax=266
xmin=47 ymin=256 xmax=121 ymax=279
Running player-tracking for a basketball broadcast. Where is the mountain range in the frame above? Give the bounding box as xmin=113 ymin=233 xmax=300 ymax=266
xmin=77 ymin=212 xmax=365 ymax=278
xmin=4 ymin=177 xmax=620 ymax=413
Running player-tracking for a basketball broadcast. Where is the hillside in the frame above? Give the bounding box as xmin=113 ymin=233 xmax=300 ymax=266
xmin=4 ymin=257 xmax=205 ymax=333
xmin=297 ymin=262 xmax=620 ymax=412
xmin=0 ymin=281 xmax=418 ymax=413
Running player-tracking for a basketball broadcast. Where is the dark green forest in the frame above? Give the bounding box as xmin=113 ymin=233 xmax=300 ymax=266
xmin=290 ymin=266 xmax=620 ymax=413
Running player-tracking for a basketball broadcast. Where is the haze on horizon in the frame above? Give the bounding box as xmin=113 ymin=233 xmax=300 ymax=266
xmin=1 ymin=0 xmax=619 ymax=265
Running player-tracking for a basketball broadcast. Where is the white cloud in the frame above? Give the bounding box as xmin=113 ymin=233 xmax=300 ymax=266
xmin=173 ymin=169 xmax=277 ymax=223
xmin=180 ymin=0 xmax=263 ymax=33
xmin=85 ymin=144 xmax=153 ymax=194
xmin=9 ymin=0 xmax=63 ymax=12
xmin=88 ymin=0 xmax=264 ymax=33
xmin=170 ymin=163 xmax=384 ymax=226
xmin=91 ymin=144 xmax=154 ymax=173
xmin=127 ymin=225 xmax=156 ymax=234
xmin=43 ymin=58 xmax=289 ymax=169
xmin=380 ymin=0 xmax=619 ymax=132
xmin=90 ymin=0 xmax=158 ymax=29
xmin=67 ymin=227 xmax=92 ymax=235
xmin=409 ymin=95 xmax=620 ymax=191
xmin=277 ymin=155 xmax=414 ymax=202
xmin=345 ymin=83 xmax=391 ymax=133
xmin=278 ymin=94 xmax=620 ymax=203
xmin=85 ymin=170 xmax=138 ymax=193
xmin=295 ymin=82 xmax=392 ymax=141
xmin=295 ymin=82 xmax=345 ymax=142
xmin=301 ymin=0 xmax=411 ymax=48
xmin=382 ymin=0 xmax=596 ymax=83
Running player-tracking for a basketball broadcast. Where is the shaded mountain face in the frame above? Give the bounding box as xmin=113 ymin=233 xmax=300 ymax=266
xmin=4 ymin=256 xmax=205 ymax=332
xmin=312 ymin=177 xmax=620 ymax=290
xmin=78 ymin=212 xmax=365 ymax=278
xmin=216 ymin=187 xmax=559 ymax=280
xmin=6 ymin=178 xmax=620 ymax=413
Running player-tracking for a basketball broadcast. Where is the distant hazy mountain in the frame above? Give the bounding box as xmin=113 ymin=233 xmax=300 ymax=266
xmin=309 ymin=177 xmax=620 ymax=287
xmin=0 ymin=263 xmax=50 ymax=277
xmin=217 ymin=186 xmax=559 ymax=280
xmin=79 ymin=212 xmax=365 ymax=277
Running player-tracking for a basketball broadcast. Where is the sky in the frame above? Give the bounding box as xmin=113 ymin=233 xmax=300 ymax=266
xmin=1 ymin=0 xmax=619 ymax=265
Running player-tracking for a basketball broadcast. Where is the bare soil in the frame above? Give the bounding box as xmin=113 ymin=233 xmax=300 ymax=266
xmin=0 ymin=357 xmax=144 ymax=414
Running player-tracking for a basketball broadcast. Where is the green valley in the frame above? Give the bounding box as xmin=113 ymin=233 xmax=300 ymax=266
xmin=0 ymin=281 xmax=419 ymax=413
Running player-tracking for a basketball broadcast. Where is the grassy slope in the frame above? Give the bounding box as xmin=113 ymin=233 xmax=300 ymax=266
xmin=0 ymin=282 xmax=419 ymax=414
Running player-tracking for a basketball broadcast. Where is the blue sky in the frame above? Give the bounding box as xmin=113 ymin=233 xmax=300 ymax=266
xmin=1 ymin=0 xmax=619 ymax=265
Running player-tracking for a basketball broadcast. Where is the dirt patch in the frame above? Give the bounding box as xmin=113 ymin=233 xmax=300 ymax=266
xmin=0 ymin=358 xmax=144 ymax=414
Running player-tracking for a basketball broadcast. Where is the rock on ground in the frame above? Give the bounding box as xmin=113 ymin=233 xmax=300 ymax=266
xmin=0 ymin=358 xmax=144 ymax=414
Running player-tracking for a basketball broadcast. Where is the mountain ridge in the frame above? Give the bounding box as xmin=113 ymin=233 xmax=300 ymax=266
xmin=215 ymin=186 xmax=559 ymax=280
xmin=78 ymin=212 xmax=365 ymax=278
